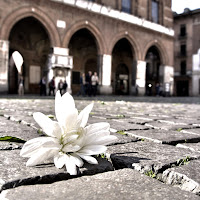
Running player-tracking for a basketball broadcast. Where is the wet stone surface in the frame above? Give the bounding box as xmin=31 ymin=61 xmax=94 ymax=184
xmin=0 ymin=95 xmax=200 ymax=199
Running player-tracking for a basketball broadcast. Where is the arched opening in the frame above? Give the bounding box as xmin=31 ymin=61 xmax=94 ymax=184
xmin=112 ymin=38 xmax=134 ymax=95
xmin=8 ymin=17 xmax=51 ymax=94
xmin=115 ymin=64 xmax=129 ymax=95
xmin=145 ymin=46 xmax=162 ymax=96
xmin=68 ymin=28 xmax=98 ymax=95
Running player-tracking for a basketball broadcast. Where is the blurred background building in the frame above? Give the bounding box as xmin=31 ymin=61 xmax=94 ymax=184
xmin=0 ymin=0 xmax=174 ymax=95
xmin=174 ymin=8 xmax=200 ymax=96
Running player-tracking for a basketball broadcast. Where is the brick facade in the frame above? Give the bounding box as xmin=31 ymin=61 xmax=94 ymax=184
xmin=0 ymin=0 xmax=174 ymax=95
xmin=174 ymin=9 xmax=200 ymax=96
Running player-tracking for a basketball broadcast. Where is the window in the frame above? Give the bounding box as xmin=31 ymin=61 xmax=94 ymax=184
xmin=152 ymin=0 xmax=159 ymax=23
xmin=122 ymin=0 xmax=131 ymax=14
xmin=180 ymin=61 xmax=186 ymax=75
xmin=180 ymin=24 xmax=186 ymax=36
xmin=180 ymin=44 xmax=186 ymax=56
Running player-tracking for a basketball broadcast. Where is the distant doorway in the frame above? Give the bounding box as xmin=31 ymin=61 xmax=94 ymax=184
xmin=9 ymin=17 xmax=50 ymax=94
xmin=115 ymin=64 xmax=129 ymax=95
xmin=176 ymin=80 xmax=189 ymax=96
xmin=145 ymin=46 xmax=162 ymax=96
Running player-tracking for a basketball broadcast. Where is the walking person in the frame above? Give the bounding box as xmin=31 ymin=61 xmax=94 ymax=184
xmin=91 ymin=72 xmax=99 ymax=96
xmin=85 ymin=71 xmax=92 ymax=96
xmin=58 ymin=79 xmax=64 ymax=95
xmin=77 ymin=73 xmax=86 ymax=96
xmin=18 ymin=75 xmax=24 ymax=96
xmin=48 ymin=76 xmax=55 ymax=96
xmin=39 ymin=76 xmax=46 ymax=96
xmin=62 ymin=80 xmax=68 ymax=94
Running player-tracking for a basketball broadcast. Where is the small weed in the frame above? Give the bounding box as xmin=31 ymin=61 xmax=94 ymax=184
xmin=98 ymin=153 xmax=108 ymax=160
xmin=177 ymin=156 xmax=190 ymax=166
xmin=116 ymin=130 xmax=127 ymax=135
xmin=141 ymin=138 xmax=145 ymax=142
xmin=116 ymin=114 xmax=125 ymax=118
xmin=176 ymin=128 xmax=182 ymax=132
xmin=145 ymin=170 xmax=156 ymax=178
xmin=37 ymin=129 xmax=44 ymax=135
xmin=47 ymin=114 xmax=55 ymax=119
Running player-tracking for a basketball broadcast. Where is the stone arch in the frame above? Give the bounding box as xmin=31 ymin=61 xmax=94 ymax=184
xmin=63 ymin=20 xmax=105 ymax=55
xmin=143 ymin=40 xmax=167 ymax=65
xmin=0 ymin=6 xmax=61 ymax=46
xmin=108 ymin=32 xmax=141 ymax=60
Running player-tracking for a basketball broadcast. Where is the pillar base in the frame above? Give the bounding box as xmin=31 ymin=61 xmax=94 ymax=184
xmin=99 ymin=85 xmax=113 ymax=95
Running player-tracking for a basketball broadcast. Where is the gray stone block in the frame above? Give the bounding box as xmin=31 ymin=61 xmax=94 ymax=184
xmin=0 ymin=150 xmax=113 ymax=192
xmin=1 ymin=169 xmax=199 ymax=200
xmin=161 ymin=160 xmax=200 ymax=195
xmin=107 ymin=141 xmax=200 ymax=173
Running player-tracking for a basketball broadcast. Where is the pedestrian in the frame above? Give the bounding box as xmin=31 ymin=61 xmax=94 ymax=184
xmin=159 ymin=83 xmax=163 ymax=96
xmin=18 ymin=75 xmax=24 ymax=96
xmin=62 ymin=80 xmax=68 ymax=94
xmin=58 ymin=79 xmax=64 ymax=95
xmin=155 ymin=83 xmax=160 ymax=96
xmin=91 ymin=72 xmax=99 ymax=96
xmin=48 ymin=76 xmax=55 ymax=96
xmin=77 ymin=73 xmax=86 ymax=96
xmin=39 ymin=76 xmax=46 ymax=96
xmin=85 ymin=71 xmax=92 ymax=96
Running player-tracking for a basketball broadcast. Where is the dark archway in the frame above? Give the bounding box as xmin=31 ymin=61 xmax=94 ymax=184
xmin=9 ymin=17 xmax=50 ymax=94
xmin=145 ymin=46 xmax=162 ymax=96
xmin=68 ymin=28 xmax=98 ymax=94
xmin=112 ymin=38 xmax=134 ymax=95
xmin=115 ymin=64 xmax=129 ymax=95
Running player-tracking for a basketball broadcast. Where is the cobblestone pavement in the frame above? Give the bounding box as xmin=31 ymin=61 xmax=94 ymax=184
xmin=0 ymin=95 xmax=200 ymax=200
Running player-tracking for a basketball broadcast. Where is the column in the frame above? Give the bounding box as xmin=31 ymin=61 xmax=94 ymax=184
xmin=0 ymin=40 xmax=9 ymax=93
xmin=99 ymin=54 xmax=113 ymax=94
xmin=136 ymin=60 xmax=146 ymax=96
xmin=163 ymin=65 xmax=174 ymax=96
xmin=192 ymin=50 xmax=200 ymax=96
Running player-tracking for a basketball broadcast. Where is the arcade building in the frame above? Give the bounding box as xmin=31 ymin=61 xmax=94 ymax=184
xmin=0 ymin=0 xmax=174 ymax=95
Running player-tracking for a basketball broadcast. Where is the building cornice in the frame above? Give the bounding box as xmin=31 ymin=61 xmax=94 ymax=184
xmin=51 ymin=0 xmax=174 ymax=37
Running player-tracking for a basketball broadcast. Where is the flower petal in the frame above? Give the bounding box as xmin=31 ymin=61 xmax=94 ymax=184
xmin=85 ymin=134 xmax=117 ymax=146
xmin=70 ymin=153 xmax=84 ymax=167
xmin=78 ymin=145 xmax=107 ymax=155
xmin=65 ymin=154 xmax=77 ymax=175
xmin=62 ymin=144 xmax=81 ymax=153
xmin=55 ymin=91 xmax=78 ymax=130
xmin=26 ymin=148 xmax=58 ymax=166
xmin=78 ymin=155 xmax=98 ymax=164
xmin=20 ymin=137 xmax=60 ymax=157
xmin=77 ymin=103 xmax=93 ymax=128
xmin=85 ymin=122 xmax=110 ymax=136
xmin=33 ymin=112 xmax=62 ymax=139
xmin=54 ymin=152 xmax=66 ymax=169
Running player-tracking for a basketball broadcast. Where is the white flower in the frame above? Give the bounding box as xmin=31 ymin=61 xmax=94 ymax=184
xmin=20 ymin=91 xmax=117 ymax=175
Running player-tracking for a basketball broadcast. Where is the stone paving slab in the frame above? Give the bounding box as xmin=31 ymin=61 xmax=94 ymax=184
xmin=177 ymin=142 xmax=200 ymax=152
xmin=107 ymin=141 xmax=200 ymax=173
xmin=145 ymin=121 xmax=197 ymax=131
xmin=180 ymin=128 xmax=200 ymax=135
xmin=1 ymin=168 xmax=199 ymax=200
xmin=0 ymin=117 xmax=40 ymax=144
xmin=161 ymin=160 xmax=200 ymax=195
xmin=126 ymin=129 xmax=200 ymax=145
xmin=158 ymin=118 xmax=200 ymax=126
xmin=0 ymin=150 xmax=114 ymax=192
xmin=88 ymin=116 xmax=150 ymax=131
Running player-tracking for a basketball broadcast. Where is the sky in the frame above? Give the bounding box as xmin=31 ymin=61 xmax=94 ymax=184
xmin=172 ymin=0 xmax=200 ymax=14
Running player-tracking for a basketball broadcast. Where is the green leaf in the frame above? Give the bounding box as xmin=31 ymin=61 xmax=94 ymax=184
xmin=0 ymin=136 xmax=26 ymax=143
xmin=116 ymin=130 xmax=127 ymax=135
xmin=47 ymin=114 xmax=55 ymax=119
